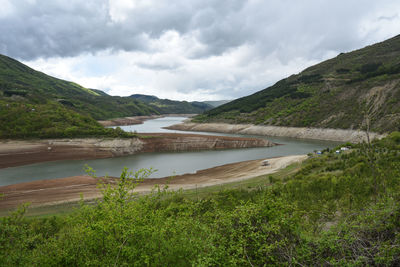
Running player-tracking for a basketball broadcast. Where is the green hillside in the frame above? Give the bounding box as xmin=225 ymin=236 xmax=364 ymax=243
xmin=0 ymin=54 xmax=157 ymax=120
xmin=203 ymin=99 xmax=231 ymax=107
xmin=130 ymin=94 xmax=213 ymax=114
xmin=195 ymin=35 xmax=400 ymax=133
xmin=0 ymin=54 xmax=159 ymax=138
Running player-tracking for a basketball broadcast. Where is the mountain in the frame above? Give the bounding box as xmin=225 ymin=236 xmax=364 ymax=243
xmin=0 ymin=54 xmax=157 ymax=120
xmin=203 ymin=100 xmax=231 ymax=107
xmin=130 ymin=94 xmax=214 ymax=114
xmin=0 ymin=54 xmax=158 ymax=138
xmin=130 ymin=94 xmax=159 ymax=102
xmin=195 ymin=35 xmax=400 ymax=133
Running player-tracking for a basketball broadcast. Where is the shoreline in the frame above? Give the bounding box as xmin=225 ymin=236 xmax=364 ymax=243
xmin=0 ymin=133 xmax=274 ymax=169
xmin=98 ymin=114 xmax=197 ymax=127
xmin=0 ymin=155 xmax=307 ymax=211
xmin=166 ymin=122 xmax=387 ymax=143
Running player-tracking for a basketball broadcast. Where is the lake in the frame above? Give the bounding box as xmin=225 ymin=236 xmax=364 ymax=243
xmin=0 ymin=117 xmax=339 ymax=186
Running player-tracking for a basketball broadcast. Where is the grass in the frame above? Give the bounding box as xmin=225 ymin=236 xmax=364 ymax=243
xmin=181 ymin=160 xmax=302 ymax=199
xmin=0 ymin=199 xmax=97 ymax=218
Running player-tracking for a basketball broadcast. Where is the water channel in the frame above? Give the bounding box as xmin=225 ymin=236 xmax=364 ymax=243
xmin=0 ymin=117 xmax=340 ymax=186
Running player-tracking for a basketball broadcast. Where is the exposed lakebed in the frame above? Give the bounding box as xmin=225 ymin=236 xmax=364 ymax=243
xmin=0 ymin=117 xmax=339 ymax=186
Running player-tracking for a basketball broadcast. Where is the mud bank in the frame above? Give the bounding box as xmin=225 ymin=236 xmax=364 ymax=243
xmin=98 ymin=115 xmax=163 ymax=127
xmin=98 ymin=114 xmax=197 ymax=127
xmin=166 ymin=122 xmax=386 ymax=143
xmin=0 ymin=155 xmax=306 ymax=210
xmin=0 ymin=133 xmax=274 ymax=169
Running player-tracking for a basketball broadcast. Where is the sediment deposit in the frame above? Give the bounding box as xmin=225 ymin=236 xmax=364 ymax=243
xmin=0 ymin=133 xmax=274 ymax=169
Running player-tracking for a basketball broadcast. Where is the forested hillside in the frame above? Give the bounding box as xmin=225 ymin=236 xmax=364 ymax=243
xmin=0 ymin=54 xmax=158 ymax=138
xmin=195 ymin=35 xmax=400 ymax=133
xmin=0 ymin=55 xmax=156 ymax=119
xmin=130 ymin=94 xmax=213 ymax=114
xmin=1 ymin=133 xmax=399 ymax=265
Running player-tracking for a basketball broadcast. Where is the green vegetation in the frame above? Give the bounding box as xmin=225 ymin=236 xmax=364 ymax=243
xmin=0 ymin=54 xmax=160 ymax=138
xmin=0 ymin=55 xmax=157 ymax=120
xmin=0 ymin=100 xmax=136 ymax=139
xmin=1 ymin=133 xmax=399 ymax=265
xmin=130 ymin=94 xmax=214 ymax=114
xmin=196 ymin=35 xmax=400 ymax=133
xmin=201 ymin=100 xmax=231 ymax=108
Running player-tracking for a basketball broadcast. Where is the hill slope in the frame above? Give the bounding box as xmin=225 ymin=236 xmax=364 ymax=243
xmin=0 ymin=54 xmax=159 ymax=138
xmin=130 ymin=94 xmax=213 ymax=114
xmin=195 ymin=35 xmax=400 ymax=133
xmin=203 ymin=100 xmax=231 ymax=107
xmin=0 ymin=54 xmax=157 ymax=120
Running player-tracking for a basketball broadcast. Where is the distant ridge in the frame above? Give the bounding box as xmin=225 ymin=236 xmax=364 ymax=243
xmin=203 ymin=100 xmax=231 ymax=107
xmin=130 ymin=94 xmax=214 ymax=114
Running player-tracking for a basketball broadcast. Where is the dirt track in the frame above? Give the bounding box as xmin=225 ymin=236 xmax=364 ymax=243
xmin=0 ymin=155 xmax=307 ymax=210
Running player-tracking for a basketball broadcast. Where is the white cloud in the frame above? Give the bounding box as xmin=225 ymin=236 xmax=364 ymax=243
xmin=0 ymin=0 xmax=14 ymax=18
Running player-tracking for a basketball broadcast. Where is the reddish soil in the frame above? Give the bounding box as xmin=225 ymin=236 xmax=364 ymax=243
xmin=0 ymin=144 xmax=112 ymax=169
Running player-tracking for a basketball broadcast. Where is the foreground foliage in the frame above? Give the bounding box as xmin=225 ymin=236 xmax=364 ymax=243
xmin=1 ymin=133 xmax=399 ymax=266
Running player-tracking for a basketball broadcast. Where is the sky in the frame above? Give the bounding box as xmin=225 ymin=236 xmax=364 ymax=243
xmin=1 ymin=0 xmax=400 ymax=101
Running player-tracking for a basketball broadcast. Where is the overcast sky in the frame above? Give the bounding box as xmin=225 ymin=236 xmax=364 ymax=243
xmin=1 ymin=0 xmax=400 ymax=101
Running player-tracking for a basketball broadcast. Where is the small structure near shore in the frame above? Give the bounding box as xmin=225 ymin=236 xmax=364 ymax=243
xmin=261 ymin=160 xmax=270 ymax=166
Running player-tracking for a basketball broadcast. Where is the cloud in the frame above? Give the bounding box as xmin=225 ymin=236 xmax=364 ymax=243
xmin=3 ymin=0 xmax=400 ymax=100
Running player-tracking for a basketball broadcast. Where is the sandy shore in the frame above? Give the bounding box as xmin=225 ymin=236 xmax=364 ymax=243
xmin=0 ymin=155 xmax=306 ymax=210
xmin=166 ymin=122 xmax=386 ymax=143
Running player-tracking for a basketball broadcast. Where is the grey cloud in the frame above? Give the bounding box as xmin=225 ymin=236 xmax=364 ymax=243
xmin=1 ymin=0 xmax=396 ymax=62
xmin=136 ymin=62 xmax=182 ymax=71
xmin=378 ymin=14 xmax=399 ymax=21
xmin=0 ymin=0 xmax=245 ymax=60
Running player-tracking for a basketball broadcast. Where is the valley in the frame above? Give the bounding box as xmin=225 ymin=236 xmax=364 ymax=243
xmin=0 ymin=31 xmax=399 ymax=266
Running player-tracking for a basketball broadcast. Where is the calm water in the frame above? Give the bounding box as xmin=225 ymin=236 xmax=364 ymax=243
xmin=0 ymin=117 xmax=340 ymax=186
